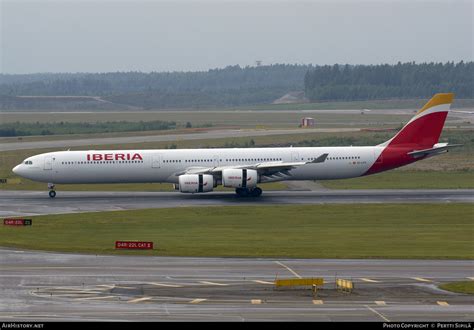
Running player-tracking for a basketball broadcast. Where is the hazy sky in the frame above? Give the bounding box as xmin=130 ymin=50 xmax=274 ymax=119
xmin=1 ymin=0 xmax=472 ymax=74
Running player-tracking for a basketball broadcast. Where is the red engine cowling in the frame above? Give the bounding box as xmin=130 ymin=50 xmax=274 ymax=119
xmin=178 ymin=174 xmax=214 ymax=193
xmin=222 ymin=169 xmax=258 ymax=189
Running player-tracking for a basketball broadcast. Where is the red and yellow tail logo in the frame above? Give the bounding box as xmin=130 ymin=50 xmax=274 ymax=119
xmin=366 ymin=93 xmax=454 ymax=175
xmin=384 ymin=93 xmax=454 ymax=148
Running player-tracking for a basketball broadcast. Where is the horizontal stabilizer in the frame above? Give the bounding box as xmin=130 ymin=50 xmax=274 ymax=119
xmin=407 ymin=143 xmax=463 ymax=158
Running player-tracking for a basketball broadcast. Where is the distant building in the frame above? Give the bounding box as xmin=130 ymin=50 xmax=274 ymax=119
xmin=300 ymin=117 xmax=315 ymax=128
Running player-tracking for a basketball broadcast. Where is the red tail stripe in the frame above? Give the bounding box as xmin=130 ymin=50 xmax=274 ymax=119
xmin=388 ymin=112 xmax=448 ymax=148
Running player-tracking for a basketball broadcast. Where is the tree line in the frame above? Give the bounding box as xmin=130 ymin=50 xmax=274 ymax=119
xmin=0 ymin=64 xmax=308 ymax=109
xmin=0 ymin=62 xmax=472 ymax=110
xmin=304 ymin=62 xmax=473 ymax=102
xmin=0 ymin=64 xmax=308 ymax=96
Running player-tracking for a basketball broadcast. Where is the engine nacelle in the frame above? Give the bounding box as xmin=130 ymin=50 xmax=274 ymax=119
xmin=222 ymin=169 xmax=258 ymax=189
xmin=178 ymin=174 xmax=214 ymax=193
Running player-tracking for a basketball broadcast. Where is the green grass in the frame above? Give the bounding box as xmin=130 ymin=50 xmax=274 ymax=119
xmin=3 ymin=98 xmax=474 ymax=113
xmin=0 ymin=127 xmax=215 ymax=143
xmin=1 ymin=204 xmax=472 ymax=259
xmin=0 ymin=109 xmax=413 ymax=127
xmin=235 ymin=98 xmax=474 ymax=111
xmin=321 ymin=170 xmax=474 ymax=189
xmin=0 ymin=120 xmax=179 ymax=137
xmin=439 ymin=281 xmax=474 ymax=294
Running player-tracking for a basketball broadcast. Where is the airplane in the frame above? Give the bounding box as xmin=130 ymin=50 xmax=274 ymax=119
xmin=13 ymin=93 xmax=461 ymax=198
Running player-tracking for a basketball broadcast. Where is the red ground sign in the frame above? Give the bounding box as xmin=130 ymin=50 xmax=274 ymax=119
xmin=4 ymin=218 xmax=32 ymax=226
xmin=115 ymin=241 xmax=153 ymax=250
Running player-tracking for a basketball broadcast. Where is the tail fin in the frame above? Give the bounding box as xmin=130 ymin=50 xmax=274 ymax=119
xmin=381 ymin=93 xmax=454 ymax=148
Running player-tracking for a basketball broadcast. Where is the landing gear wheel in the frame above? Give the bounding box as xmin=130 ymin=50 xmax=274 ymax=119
xmin=235 ymin=188 xmax=249 ymax=197
xmin=236 ymin=187 xmax=262 ymax=197
xmin=250 ymin=187 xmax=262 ymax=197
xmin=47 ymin=183 xmax=56 ymax=198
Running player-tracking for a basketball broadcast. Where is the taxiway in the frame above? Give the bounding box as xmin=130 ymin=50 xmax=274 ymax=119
xmin=1 ymin=189 xmax=472 ymax=217
xmin=0 ymin=249 xmax=472 ymax=321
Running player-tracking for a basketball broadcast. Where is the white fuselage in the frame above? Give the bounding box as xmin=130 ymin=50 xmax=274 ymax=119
xmin=13 ymin=147 xmax=382 ymax=184
xmin=12 ymin=93 xmax=455 ymax=193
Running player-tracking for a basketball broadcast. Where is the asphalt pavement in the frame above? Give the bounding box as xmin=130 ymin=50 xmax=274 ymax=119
xmin=0 ymin=189 xmax=472 ymax=217
xmin=1 ymin=249 xmax=472 ymax=321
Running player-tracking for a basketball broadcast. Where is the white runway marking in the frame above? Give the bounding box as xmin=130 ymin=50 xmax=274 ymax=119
xmin=76 ymin=296 xmax=115 ymax=301
xmin=190 ymin=299 xmax=206 ymax=304
xmin=253 ymin=280 xmax=274 ymax=285
xmin=365 ymin=305 xmax=390 ymax=322
xmin=148 ymin=282 xmax=183 ymax=288
xmin=128 ymin=297 xmax=152 ymax=303
xmin=360 ymin=278 xmax=380 ymax=283
xmin=199 ymin=281 xmax=229 ymax=286
xmin=412 ymin=277 xmax=432 ymax=282
xmin=375 ymin=301 xmax=386 ymax=306
xmin=275 ymin=261 xmax=302 ymax=278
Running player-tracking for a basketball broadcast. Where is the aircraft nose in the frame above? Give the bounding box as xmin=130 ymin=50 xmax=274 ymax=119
xmin=12 ymin=164 xmax=21 ymax=175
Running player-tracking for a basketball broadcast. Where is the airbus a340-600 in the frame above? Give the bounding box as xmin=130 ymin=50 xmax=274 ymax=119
xmin=13 ymin=93 xmax=460 ymax=198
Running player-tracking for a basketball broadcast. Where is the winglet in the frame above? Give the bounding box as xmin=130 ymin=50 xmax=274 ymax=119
xmin=308 ymin=153 xmax=328 ymax=164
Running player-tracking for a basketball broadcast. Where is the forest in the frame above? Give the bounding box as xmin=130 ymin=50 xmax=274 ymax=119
xmin=0 ymin=62 xmax=472 ymax=109
xmin=304 ymin=62 xmax=473 ymax=101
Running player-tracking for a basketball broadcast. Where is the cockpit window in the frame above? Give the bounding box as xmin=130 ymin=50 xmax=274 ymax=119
xmin=24 ymin=161 xmax=33 ymax=165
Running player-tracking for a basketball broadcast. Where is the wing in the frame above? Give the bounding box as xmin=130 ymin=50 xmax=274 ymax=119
xmin=250 ymin=153 xmax=328 ymax=177
xmin=176 ymin=153 xmax=328 ymax=177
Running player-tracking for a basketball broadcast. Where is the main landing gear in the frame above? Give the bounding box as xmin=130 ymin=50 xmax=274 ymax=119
xmin=48 ymin=183 xmax=56 ymax=198
xmin=235 ymin=187 xmax=263 ymax=197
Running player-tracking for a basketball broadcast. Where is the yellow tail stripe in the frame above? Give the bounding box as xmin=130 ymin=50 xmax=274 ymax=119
xmin=417 ymin=93 xmax=454 ymax=115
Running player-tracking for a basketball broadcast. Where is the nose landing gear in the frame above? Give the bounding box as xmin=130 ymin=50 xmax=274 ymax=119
xmin=48 ymin=183 xmax=56 ymax=198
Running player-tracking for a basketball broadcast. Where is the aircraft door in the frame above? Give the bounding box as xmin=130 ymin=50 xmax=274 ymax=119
xmin=291 ymin=152 xmax=300 ymax=162
xmin=44 ymin=156 xmax=53 ymax=170
xmin=152 ymin=155 xmax=162 ymax=168
xmin=213 ymin=155 xmax=219 ymax=167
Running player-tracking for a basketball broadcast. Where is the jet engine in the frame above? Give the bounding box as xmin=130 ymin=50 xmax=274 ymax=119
xmin=178 ymin=174 xmax=214 ymax=193
xmin=222 ymin=169 xmax=258 ymax=189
